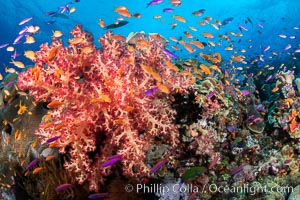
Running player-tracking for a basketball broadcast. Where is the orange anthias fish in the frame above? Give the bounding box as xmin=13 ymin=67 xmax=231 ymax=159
xmin=47 ymin=100 xmax=64 ymax=109
xmin=202 ymin=32 xmax=214 ymax=38
xmin=200 ymin=64 xmax=211 ymax=75
xmin=183 ymin=43 xmax=195 ymax=53
xmin=173 ymin=15 xmax=186 ymax=23
xmin=190 ymin=41 xmax=205 ymax=49
xmin=98 ymin=18 xmax=105 ymax=28
xmin=48 ymin=46 xmax=59 ymax=61
xmin=114 ymin=6 xmax=132 ymax=18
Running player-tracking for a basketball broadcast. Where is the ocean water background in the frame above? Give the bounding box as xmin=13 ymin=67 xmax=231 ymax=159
xmin=0 ymin=0 xmax=299 ymax=74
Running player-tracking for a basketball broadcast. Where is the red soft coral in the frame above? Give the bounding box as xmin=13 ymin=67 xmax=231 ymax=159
xmin=18 ymin=25 xmax=192 ymax=191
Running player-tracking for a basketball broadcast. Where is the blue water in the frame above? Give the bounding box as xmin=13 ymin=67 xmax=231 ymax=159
xmin=0 ymin=0 xmax=299 ymax=74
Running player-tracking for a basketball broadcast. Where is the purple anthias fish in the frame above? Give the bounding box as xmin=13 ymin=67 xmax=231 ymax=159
xmin=147 ymin=0 xmax=163 ymax=7
xmin=46 ymin=136 xmax=61 ymax=143
xmin=241 ymin=90 xmax=250 ymax=95
xmin=284 ymin=44 xmax=291 ymax=51
xmin=257 ymin=23 xmax=264 ymax=28
xmin=46 ymin=11 xmax=57 ymax=16
xmin=18 ymin=17 xmax=33 ymax=26
xmin=19 ymin=26 xmax=28 ymax=35
xmin=101 ymin=155 xmax=122 ymax=168
xmin=238 ymin=24 xmax=248 ymax=31
xmin=255 ymin=104 xmax=265 ymax=112
xmin=88 ymin=193 xmax=109 ymax=199
xmin=263 ymin=45 xmax=270 ymax=52
xmin=265 ymin=75 xmax=272 ymax=82
xmin=227 ymin=125 xmax=237 ymax=132
xmin=150 ymin=158 xmax=168 ymax=173
xmin=207 ymin=91 xmax=216 ymax=99
xmin=47 ymin=20 xmax=56 ymax=25
xmin=230 ymin=163 xmax=247 ymax=175
xmin=163 ymin=49 xmax=178 ymax=58
xmin=145 ymin=87 xmax=158 ymax=96
xmin=13 ymin=34 xmax=25 ymax=45
xmin=5 ymin=81 xmax=14 ymax=88
xmin=55 ymin=183 xmax=72 ymax=191
xmin=0 ymin=43 xmax=9 ymax=49
xmin=59 ymin=2 xmax=73 ymax=13
xmin=11 ymin=50 xmax=21 ymax=60
xmin=163 ymin=8 xmax=174 ymax=12
xmin=222 ymin=17 xmax=234 ymax=26
xmin=26 ymin=158 xmax=39 ymax=170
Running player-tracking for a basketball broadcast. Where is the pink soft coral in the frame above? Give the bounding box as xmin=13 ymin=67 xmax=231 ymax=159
xmin=18 ymin=25 xmax=192 ymax=191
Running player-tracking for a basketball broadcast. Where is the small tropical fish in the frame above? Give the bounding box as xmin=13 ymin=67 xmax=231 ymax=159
xmin=47 ymin=100 xmax=64 ymax=109
xmin=69 ymin=7 xmax=76 ymax=13
xmin=157 ymin=83 xmax=170 ymax=94
xmin=165 ymin=61 xmax=179 ymax=71
xmin=26 ymin=25 xmax=40 ymax=34
xmin=170 ymin=0 xmax=181 ymax=6
xmin=46 ymin=136 xmax=61 ymax=143
xmin=257 ymin=23 xmax=264 ymax=28
xmin=55 ymin=183 xmax=72 ymax=191
xmin=163 ymin=49 xmax=178 ymax=58
xmin=13 ymin=34 xmax=25 ymax=45
xmin=52 ymin=30 xmax=63 ymax=38
xmin=45 ymin=155 xmax=55 ymax=161
xmin=0 ymin=43 xmax=9 ymax=49
xmin=241 ymin=90 xmax=250 ymax=95
xmin=10 ymin=60 xmax=25 ymax=68
xmin=278 ymin=34 xmax=287 ymax=38
xmin=230 ymin=163 xmax=247 ymax=175
xmin=173 ymin=15 xmax=186 ymax=23
xmin=101 ymin=155 xmax=122 ymax=168
xmin=24 ymin=36 xmax=35 ymax=44
xmin=150 ymin=157 xmax=168 ymax=173
xmin=19 ymin=17 xmax=33 ymax=25
xmin=145 ymin=87 xmax=158 ymax=96
xmin=238 ymin=24 xmax=248 ymax=31
xmin=202 ymin=32 xmax=214 ymax=38
xmin=163 ymin=8 xmax=174 ymax=12
xmin=284 ymin=44 xmax=291 ymax=51
xmin=114 ymin=6 xmax=132 ymax=17
xmin=183 ymin=43 xmax=195 ymax=53
xmin=26 ymin=158 xmax=39 ymax=170
xmin=32 ymin=138 xmax=39 ymax=149
xmin=222 ymin=17 xmax=234 ymax=25
xmin=32 ymin=167 xmax=43 ymax=174
xmin=147 ymin=0 xmax=163 ymax=7
xmin=104 ymin=21 xmax=129 ymax=29
xmin=98 ymin=18 xmax=105 ymax=28
xmin=24 ymin=50 xmax=36 ymax=61
xmin=48 ymin=46 xmax=59 ymax=61
xmin=263 ymin=45 xmax=270 ymax=52
xmin=88 ymin=193 xmax=109 ymax=199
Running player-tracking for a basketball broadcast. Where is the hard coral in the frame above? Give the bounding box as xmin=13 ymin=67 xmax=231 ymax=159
xmin=17 ymin=25 xmax=192 ymax=191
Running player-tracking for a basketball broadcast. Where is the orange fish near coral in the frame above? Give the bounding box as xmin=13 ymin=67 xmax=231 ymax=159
xmin=48 ymin=46 xmax=59 ymax=61
xmin=47 ymin=100 xmax=64 ymax=109
xmin=157 ymin=83 xmax=170 ymax=94
xmin=200 ymin=64 xmax=211 ymax=75
xmin=32 ymin=167 xmax=43 ymax=174
xmin=183 ymin=43 xmax=195 ymax=53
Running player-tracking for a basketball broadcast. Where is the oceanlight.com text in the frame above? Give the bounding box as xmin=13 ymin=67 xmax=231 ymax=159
xmin=125 ymin=183 xmax=294 ymax=196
